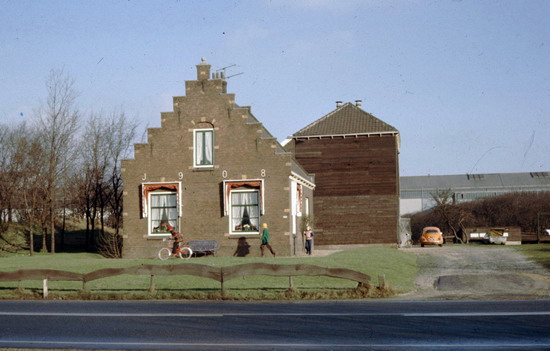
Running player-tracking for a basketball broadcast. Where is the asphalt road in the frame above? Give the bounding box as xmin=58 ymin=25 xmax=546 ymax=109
xmin=0 ymin=300 xmax=549 ymax=350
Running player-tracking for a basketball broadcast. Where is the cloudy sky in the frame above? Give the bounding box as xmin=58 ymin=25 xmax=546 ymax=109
xmin=1 ymin=0 xmax=549 ymax=176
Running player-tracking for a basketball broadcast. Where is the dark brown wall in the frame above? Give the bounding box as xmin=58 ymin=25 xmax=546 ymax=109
xmin=315 ymin=195 xmax=399 ymax=244
xmin=293 ymin=135 xmax=399 ymax=245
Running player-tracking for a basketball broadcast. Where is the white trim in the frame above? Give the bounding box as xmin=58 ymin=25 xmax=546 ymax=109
xmin=292 ymin=131 xmax=399 ymax=139
xmin=290 ymin=180 xmax=297 ymax=235
xmin=290 ymin=181 xmax=303 ymax=217
xmin=228 ymin=188 xmax=261 ymax=236
xmin=280 ymin=138 xmax=292 ymax=147
xmin=289 ymin=172 xmax=315 ymax=190
xmin=141 ymin=181 xmax=182 ymax=218
xmin=147 ymin=191 xmax=178 ymax=236
xmin=223 ymin=179 xmax=265 ymax=216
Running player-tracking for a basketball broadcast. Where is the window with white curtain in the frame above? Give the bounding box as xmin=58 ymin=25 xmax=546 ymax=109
xmin=230 ymin=190 xmax=260 ymax=234
xmin=194 ymin=129 xmax=214 ymax=167
xmin=150 ymin=192 xmax=178 ymax=234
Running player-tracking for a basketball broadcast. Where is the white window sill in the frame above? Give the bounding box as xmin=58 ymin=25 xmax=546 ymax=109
xmin=229 ymin=232 xmax=260 ymax=237
xmin=147 ymin=234 xmax=171 ymax=240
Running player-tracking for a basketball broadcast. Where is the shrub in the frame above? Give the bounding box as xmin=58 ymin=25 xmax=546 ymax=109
xmin=411 ymin=191 xmax=550 ymax=241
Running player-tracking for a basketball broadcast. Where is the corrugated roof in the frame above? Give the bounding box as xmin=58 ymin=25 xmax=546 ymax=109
xmin=291 ymin=102 xmax=398 ymax=137
xmin=401 ymin=172 xmax=550 ymax=191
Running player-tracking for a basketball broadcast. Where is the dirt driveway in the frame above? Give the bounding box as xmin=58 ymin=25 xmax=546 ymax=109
xmin=395 ymin=245 xmax=550 ymax=300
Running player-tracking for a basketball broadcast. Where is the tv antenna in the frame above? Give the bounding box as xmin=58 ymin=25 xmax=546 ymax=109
xmin=214 ymin=64 xmax=244 ymax=79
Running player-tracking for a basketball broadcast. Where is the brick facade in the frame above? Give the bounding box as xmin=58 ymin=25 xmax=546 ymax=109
xmin=121 ymin=60 xmax=314 ymax=258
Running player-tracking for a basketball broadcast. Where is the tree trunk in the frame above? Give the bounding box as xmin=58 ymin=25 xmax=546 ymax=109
xmin=41 ymin=227 xmax=48 ymax=253
xmin=50 ymin=204 xmax=55 ymax=253
xmin=29 ymin=226 xmax=34 ymax=256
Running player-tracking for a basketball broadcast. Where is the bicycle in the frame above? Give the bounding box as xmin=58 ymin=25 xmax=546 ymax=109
xmin=158 ymin=238 xmax=193 ymax=260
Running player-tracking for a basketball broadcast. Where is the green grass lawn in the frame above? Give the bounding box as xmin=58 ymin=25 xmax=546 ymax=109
xmin=512 ymin=244 xmax=550 ymax=270
xmin=0 ymin=247 xmax=417 ymax=300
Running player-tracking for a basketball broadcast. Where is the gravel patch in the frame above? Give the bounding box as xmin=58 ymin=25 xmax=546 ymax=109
xmin=395 ymin=245 xmax=550 ymax=300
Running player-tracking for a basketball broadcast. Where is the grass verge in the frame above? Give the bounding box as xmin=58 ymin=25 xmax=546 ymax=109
xmin=512 ymin=244 xmax=550 ymax=270
xmin=0 ymin=247 xmax=417 ymax=300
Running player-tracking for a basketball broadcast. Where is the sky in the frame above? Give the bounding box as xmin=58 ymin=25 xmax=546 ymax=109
xmin=1 ymin=0 xmax=549 ymax=176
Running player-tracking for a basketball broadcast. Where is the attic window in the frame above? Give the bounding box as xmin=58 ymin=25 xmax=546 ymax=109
xmin=530 ymin=172 xmax=549 ymax=178
xmin=467 ymin=174 xmax=485 ymax=180
xmin=194 ymin=128 xmax=214 ymax=168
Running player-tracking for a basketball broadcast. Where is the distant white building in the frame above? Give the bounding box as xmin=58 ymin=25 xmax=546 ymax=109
xmin=400 ymin=172 xmax=550 ymax=215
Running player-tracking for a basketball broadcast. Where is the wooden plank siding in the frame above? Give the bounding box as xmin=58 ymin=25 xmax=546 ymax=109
xmin=293 ymin=135 xmax=399 ymax=245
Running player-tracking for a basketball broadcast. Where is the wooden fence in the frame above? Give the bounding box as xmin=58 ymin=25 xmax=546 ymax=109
xmin=0 ymin=263 xmax=371 ymax=298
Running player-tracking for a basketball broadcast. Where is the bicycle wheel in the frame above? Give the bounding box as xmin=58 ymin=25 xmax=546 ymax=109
xmin=158 ymin=247 xmax=171 ymax=260
xmin=179 ymin=247 xmax=193 ymax=260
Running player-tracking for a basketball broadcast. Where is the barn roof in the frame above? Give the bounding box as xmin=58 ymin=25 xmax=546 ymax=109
xmin=290 ymin=102 xmax=398 ymax=138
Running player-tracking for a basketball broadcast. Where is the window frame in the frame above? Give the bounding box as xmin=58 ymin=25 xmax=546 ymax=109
xmin=229 ymin=189 xmax=261 ymax=235
xmin=223 ymin=179 xmax=265 ymax=217
xmin=193 ymin=128 xmax=214 ymax=168
xmin=141 ymin=182 xmax=182 ymax=237
xmin=148 ymin=191 xmax=178 ymax=236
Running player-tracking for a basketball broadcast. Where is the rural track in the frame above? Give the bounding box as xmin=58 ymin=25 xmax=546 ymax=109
xmin=396 ymin=245 xmax=550 ymax=300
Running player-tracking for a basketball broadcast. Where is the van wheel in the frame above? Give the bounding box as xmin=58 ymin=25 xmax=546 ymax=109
xmin=421 ymin=243 xmax=425 ymax=247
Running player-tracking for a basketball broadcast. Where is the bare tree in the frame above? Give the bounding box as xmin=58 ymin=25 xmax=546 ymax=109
xmin=0 ymin=125 xmax=16 ymax=230
xmin=106 ymin=111 xmax=138 ymax=234
xmin=0 ymin=122 xmax=49 ymax=254
xmin=102 ymin=111 xmax=138 ymax=257
xmin=431 ymin=188 xmax=468 ymax=243
xmin=76 ymin=112 xmax=109 ymax=250
xmin=18 ymin=126 xmax=49 ymax=255
xmin=76 ymin=110 xmax=137 ymax=256
xmin=34 ymin=69 xmax=80 ymax=253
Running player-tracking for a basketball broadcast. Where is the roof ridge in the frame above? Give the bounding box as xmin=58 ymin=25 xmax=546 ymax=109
xmin=351 ymin=104 xmax=398 ymax=131
xmin=291 ymin=102 xmax=398 ymax=137
xmin=291 ymin=103 xmax=350 ymax=137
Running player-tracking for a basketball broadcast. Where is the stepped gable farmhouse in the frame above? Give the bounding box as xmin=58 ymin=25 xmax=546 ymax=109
xmin=285 ymin=101 xmax=400 ymax=246
xmin=121 ymin=59 xmax=315 ymax=258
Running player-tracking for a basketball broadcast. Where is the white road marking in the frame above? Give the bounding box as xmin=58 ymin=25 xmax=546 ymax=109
xmin=403 ymin=311 xmax=550 ymax=317
xmin=1 ymin=340 xmax=550 ymax=348
xmin=0 ymin=311 xmax=549 ymax=317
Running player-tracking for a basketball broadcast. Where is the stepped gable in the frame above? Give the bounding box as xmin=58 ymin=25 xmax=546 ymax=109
xmin=292 ymin=102 xmax=398 ymax=138
xmin=121 ymin=58 xmax=317 ymax=258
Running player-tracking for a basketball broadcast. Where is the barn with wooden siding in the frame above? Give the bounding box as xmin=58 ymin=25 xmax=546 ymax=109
xmin=285 ymin=101 xmax=400 ymax=246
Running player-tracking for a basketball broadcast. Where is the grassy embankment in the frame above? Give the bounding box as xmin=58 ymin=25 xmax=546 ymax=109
xmin=0 ymin=247 xmax=417 ymax=300
xmin=512 ymin=244 xmax=550 ymax=270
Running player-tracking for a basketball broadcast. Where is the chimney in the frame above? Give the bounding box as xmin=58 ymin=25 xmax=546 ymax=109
xmin=355 ymin=100 xmax=362 ymax=107
xmin=336 ymin=101 xmax=343 ymax=108
xmin=196 ymin=57 xmax=211 ymax=81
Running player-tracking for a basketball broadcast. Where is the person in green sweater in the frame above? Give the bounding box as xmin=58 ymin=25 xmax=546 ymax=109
xmin=260 ymin=223 xmax=276 ymax=257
